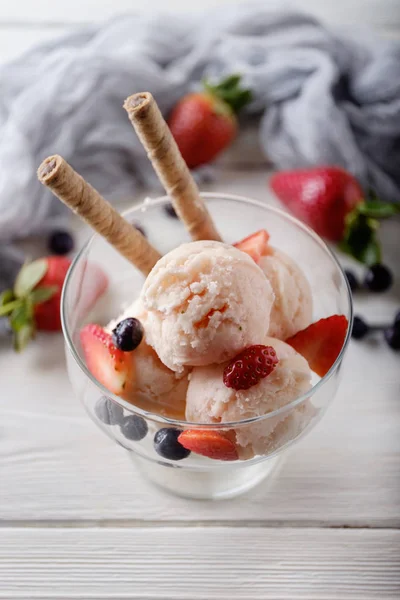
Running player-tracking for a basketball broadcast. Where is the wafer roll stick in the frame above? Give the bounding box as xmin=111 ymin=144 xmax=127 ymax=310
xmin=124 ymin=92 xmax=222 ymax=242
xmin=37 ymin=155 xmax=161 ymax=276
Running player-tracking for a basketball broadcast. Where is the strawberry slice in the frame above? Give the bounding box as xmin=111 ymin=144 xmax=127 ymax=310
xmin=80 ymin=324 xmax=134 ymax=395
xmin=285 ymin=315 xmax=348 ymax=377
xmin=234 ymin=229 xmax=270 ymax=263
xmin=178 ymin=430 xmax=239 ymax=461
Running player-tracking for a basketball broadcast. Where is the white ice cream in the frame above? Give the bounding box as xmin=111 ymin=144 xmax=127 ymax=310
xmin=259 ymin=247 xmax=313 ymax=340
xmin=185 ymin=337 xmax=314 ymax=458
xmin=107 ymin=300 xmax=188 ymax=419
xmin=140 ymin=241 xmax=275 ymax=372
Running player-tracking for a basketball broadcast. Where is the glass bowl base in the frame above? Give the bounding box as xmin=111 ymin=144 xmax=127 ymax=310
xmin=130 ymin=453 xmax=283 ymax=500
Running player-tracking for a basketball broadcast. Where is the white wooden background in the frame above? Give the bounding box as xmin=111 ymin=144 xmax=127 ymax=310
xmin=1 ymin=2 xmax=400 ymax=599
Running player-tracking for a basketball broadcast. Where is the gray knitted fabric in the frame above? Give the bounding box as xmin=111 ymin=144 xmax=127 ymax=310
xmin=0 ymin=4 xmax=399 ymax=241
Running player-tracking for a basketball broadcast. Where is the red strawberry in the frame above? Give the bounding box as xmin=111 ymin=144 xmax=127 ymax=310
xmin=285 ymin=315 xmax=348 ymax=377
xmin=0 ymin=256 xmax=108 ymax=351
xmin=223 ymin=345 xmax=279 ymax=391
xmin=234 ymin=229 xmax=270 ymax=263
xmin=34 ymin=256 xmax=71 ymax=331
xmin=270 ymin=167 xmax=363 ymax=242
xmin=270 ymin=167 xmax=400 ymax=265
xmin=80 ymin=324 xmax=134 ymax=396
xmin=168 ymin=75 xmax=252 ymax=169
xmin=1 ymin=256 xmax=71 ymax=351
xmin=178 ymin=430 xmax=238 ymax=461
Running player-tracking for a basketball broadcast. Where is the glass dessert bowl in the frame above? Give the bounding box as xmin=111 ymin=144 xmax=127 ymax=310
xmin=62 ymin=193 xmax=352 ymax=500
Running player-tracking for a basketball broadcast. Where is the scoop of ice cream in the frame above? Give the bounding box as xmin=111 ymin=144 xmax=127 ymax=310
xmin=129 ymin=341 xmax=188 ymax=419
xmin=185 ymin=337 xmax=313 ymax=458
xmin=107 ymin=300 xmax=188 ymax=419
xmin=140 ymin=241 xmax=274 ymax=372
xmin=258 ymin=247 xmax=313 ymax=340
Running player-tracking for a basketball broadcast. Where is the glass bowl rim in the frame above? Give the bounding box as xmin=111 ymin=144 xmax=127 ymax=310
xmin=61 ymin=191 xmax=353 ymax=428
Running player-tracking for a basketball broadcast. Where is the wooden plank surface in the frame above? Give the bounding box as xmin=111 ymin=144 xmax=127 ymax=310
xmin=1 ymin=527 xmax=399 ymax=599
xmin=1 ymin=340 xmax=399 ymax=525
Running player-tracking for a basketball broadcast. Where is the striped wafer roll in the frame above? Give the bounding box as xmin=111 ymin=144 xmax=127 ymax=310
xmin=123 ymin=92 xmax=222 ymax=243
xmin=37 ymin=155 xmax=161 ymax=276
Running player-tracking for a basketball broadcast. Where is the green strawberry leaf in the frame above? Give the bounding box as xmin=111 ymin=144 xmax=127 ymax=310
xmin=2 ymin=296 xmax=36 ymax=352
xmin=339 ymin=212 xmax=382 ymax=265
xmin=0 ymin=298 xmax=22 ymax=317
xmin=214 ymin=74 xmax=242 ymax=91
xmin=10 ymin=301 xmax=32 ymax=332
xmin=14 ymin=259 xmax=47 ymax=298
xmin=204 ymin=74 xmax=252 ymax=114
xmin=0 ymin=289 xmax=15 ymax=307
xmin=30 ymin=285 xmax=58 ymax=305
xmin=14 ymin=324 xmax=35 ymax=353
xmin=358 ymin=200 xmax=399 ymax=219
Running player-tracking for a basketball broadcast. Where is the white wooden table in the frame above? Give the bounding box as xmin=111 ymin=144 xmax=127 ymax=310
xmin=1 ymin=3 xmax=400 ymax=598
xmin=2 ymin=166 xmax=400 ymax=598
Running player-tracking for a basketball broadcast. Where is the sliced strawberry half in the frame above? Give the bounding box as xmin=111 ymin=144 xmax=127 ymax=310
xmin=285 ymin=315 xmax=348 ymax=377
xmin=80 ymin=324 xmax=134 ymax=396
xmin=178 ymin=430 xmax=239 ymax=461
xmin=234 ymin=229 xmax=270 ymax=263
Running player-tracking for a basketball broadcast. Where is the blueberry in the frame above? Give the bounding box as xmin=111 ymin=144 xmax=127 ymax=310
xmin=351 ymin=316 xmax=370 ymax=340
xmin=133 ymin=223 xmax=147 ymax=238
xmin=112 ymin=317 xmax=144 ymax=352
xmin=344 ymin=269 xmax=359 ymax=292
xmin=384 ymin=327 xmax=400 ymax=350
xmin=164 ymin=203 xmax=178 ymax=218
xmin=120 ymin=415 xmax=148 ymax=441
xmin=364 ymin=264 xmax=393 ymax=293
xmin=154 ymin=428 xmax=190 ymax=461
xmin=48 ymin=230 xmax=74 ymax=255
xmin=95 ymin=397 xmax=124 ymax=425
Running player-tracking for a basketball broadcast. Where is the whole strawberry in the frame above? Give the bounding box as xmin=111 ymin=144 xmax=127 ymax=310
xmin=168 ymin=74 xmax=252 ymax=169
xmin=0 ymin=256 xmax=109 ymax=351
xmin=270 ymin=167 xmax=399 ymax=264
xmin=270 ymin=167 xmax=362 ymax=241
xmin=0 ymin=256 xmax=71 ymax=350
xmin=34 ymin=256 xmax=71 ymax=331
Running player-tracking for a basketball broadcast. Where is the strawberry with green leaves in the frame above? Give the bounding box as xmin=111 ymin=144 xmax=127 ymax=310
xmin=0 ymin=256 xmax=71 ymax=351
xmin=168 ymin=74 xmax=252 ymax=169
xmin=270 ymin=167 xmax=399 ymax=265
